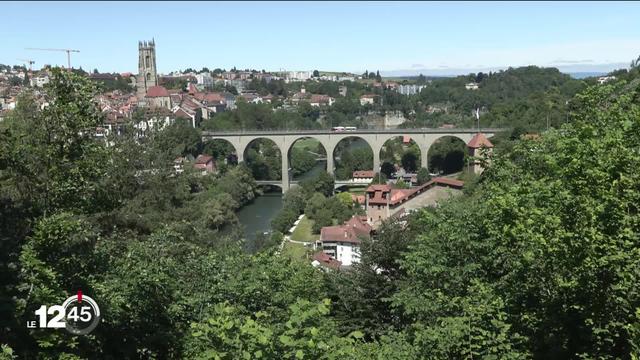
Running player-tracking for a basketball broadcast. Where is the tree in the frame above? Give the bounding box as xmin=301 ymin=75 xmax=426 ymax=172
xmin=336 ymin=192 xmax=353 ymax=209
xmin=401 ymin=151 xmax=418 ymax=172
xmin=8 ymin=76 xmax=21 ymax=86
xmin=2 ymin=68 xmax=115 ymax=215
xmin=313 ymin=70 xmax=320 ymax=77
xmin=381 ymin=162 xmax=396 ymax=178
xmin=417 ymin=167 xmax=430 ymax=185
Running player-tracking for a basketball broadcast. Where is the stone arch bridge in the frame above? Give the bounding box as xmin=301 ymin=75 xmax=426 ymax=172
xmin=202 ymin=128 xmax=502 ymax=191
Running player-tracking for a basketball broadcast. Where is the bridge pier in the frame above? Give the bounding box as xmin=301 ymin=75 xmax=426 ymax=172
xmin=326 ymin=155 xmax=334 ymax=175
xmin=373 ymin=150 xmax=380 ymax=174
xmin=281 ymin=153 xmax=290 ymax=192
xmin=420 ymin=144 xmax=430 ymax=170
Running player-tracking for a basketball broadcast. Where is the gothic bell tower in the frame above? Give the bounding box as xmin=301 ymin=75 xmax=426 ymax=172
xmin=136 ymin=39 xmax=158 ymax=98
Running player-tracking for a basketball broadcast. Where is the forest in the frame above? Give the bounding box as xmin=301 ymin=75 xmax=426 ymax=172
xmin=1 ymin=64 xmax=640 ymax=359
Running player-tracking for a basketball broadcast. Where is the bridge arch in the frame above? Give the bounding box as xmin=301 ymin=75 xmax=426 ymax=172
xmin=286 ymin=137 xmax=328 ymax=181
xmin=332 ymin=136 xmax=374 ymax=180
xmin=202 ymin=138 xmax=241 ymax=165
xmin=244 ymin=137 xmax=284 ymax=181
xmin=378 ymin=135 xmax=423 ymax=178
xmin=426 ymin=134 xmax=471 ymax=176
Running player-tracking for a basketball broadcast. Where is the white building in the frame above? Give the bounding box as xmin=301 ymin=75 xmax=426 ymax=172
xmin=597 ymin=76 xmax=616 ymax=85
xmin=30 ymin=75 xmax=50 ymax=88
xmin=286 ymin=71 xmax=312 ymax=82
xmin=465 ymin=82 xmax=479 ymax=90
xmin=195 ymin=73 xmax=213 ymax=88
xmin=397 ymin=84 xmax=426 ymax=95
xmin=316 ymin=216 xmax=371 ymax=267
xmin=360 ymin=94 xmax=377 ymax=106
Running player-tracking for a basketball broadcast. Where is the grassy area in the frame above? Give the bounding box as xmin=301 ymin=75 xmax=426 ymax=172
xmin=283 ymin=217 xmax=319 ymax=261
xmin=345 ymin=187 xmax=368 ymax=196
xmin=290 ymin=217 xmax=319 ymax=242
xmin=283 ymin=242 xmax=309 ymax=260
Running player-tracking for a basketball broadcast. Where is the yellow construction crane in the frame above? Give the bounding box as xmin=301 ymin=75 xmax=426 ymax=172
xmin=17 ymin=58 xmax=35 ymax=72
xmin=26 ymin=48 xmax=80 ymax=71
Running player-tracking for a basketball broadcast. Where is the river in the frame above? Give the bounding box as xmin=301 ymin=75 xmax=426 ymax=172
xmin=237 ymin=138 xmax=368 ymax=243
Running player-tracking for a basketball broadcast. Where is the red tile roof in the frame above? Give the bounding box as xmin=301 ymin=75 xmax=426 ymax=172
xmin=310 ymin=94 xmax=332 ymax=103
xmin=320 ymin=216 xmax=372 ymax=244
xmin=194 ymin=92 xmax=225 ymax=103
xmin=194 ymin=154 xmax=214 ymax=165
xmin=146 ymin=86 xmax=170 ymax=98
xmin=366 ymin=177 xmax=464 ymax=206
xmin=367 ymin=184 xmax=391 ymax=192
xmin=353 ymin=170 xmax=375 ymax=178
xmin=312 ymin=252 xmax=342 ymax=270
xmin=467 ymin=132 xmax=494 ymax=149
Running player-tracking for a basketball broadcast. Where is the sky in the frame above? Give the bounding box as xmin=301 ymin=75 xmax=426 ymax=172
xmin=2 ymin=1 xmax=640 ymax=75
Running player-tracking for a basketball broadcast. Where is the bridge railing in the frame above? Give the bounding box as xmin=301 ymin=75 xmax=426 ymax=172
xmin=202 ymin=128 xmax=506 ymax=136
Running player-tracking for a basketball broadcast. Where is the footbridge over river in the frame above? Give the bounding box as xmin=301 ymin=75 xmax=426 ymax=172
xmin=202 ymin=128 xmax=504 ymax=192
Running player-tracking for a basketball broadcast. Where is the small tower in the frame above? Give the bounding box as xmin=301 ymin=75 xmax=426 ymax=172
xmin=136 ymin=39 xmax=158 ymax=98
xmin=467 ymin=133 xmax=494 ymax=174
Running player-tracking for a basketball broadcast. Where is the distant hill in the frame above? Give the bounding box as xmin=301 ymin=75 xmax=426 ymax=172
xmin=567 ymin=72 xmax=606 ymax=79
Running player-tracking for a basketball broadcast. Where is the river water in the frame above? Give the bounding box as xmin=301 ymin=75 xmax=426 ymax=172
xmin=237 ymin=138 xmax=369 ymax=242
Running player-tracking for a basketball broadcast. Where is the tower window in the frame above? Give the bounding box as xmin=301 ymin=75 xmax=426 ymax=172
xmin=146 ymin=73 xmax=151 ymax=81
xmin=145 ymin=55 xmax=150 ymax=68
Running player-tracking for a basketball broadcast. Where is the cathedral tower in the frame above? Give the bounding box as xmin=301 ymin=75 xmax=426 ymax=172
xmin=136 ymin=39 xmax=158 ymax=98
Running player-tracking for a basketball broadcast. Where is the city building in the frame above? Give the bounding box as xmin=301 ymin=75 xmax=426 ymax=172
xmin=311 ymin=251 xmax=342 ymax=270
xmin=597 ymin=76 xmax=616 ymax=84
xmin=316 ymin=215 xmax=372 ymax=267
xmin=352 ymin=170 xmax=375 ymax=183
xmin=360 ymin=94 xmax=377 ymax=105
xmin=136 ymin=39 xmax=158 ymax=98
xmin=195 ymin=73 xmax=213 ymax=89
xmin=145 ymin=85 xmax=171 ymax=109
xmin=465 ymin=82 xmax=479 ymax=90
xmin=467 ymin=132 xmax=494 ymax=174
xmin=309 ymin=94 xmax=334 ymax=107
xmin=365 ymin=178 xmax=464 ymax=227
xmin=193 ymin=154 xmax=216 ymax=174
xmin=397 ymin=84 xmax=426 ymax=95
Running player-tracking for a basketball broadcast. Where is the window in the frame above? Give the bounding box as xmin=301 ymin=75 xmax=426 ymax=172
xmin=145 ymin=55 xmax=150 ymax=68
xmin=146 ymin=73 xmax=151 ymax=81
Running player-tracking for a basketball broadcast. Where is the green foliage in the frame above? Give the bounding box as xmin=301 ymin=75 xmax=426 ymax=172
xmin=417 ymin=167 xmax=430 ymax=185
xmin=335 ymin=143 xmax=373 ymax=180
xmin=0 ymin=345 xmax=15 ymax=360
xmin=185 ymin=299 xmax=365 ymax=359
xmin=380 ymin=162 xmax=395 ymax=178
xmin=428 ymin=136 xmax=467 ymax=174
xmin=395 ymin=80 xmax=640 ymax=358
xmin=2 ymin=69 xmax=115 ymax=215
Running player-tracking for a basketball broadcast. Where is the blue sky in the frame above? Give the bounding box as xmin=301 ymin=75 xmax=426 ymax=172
xmin=2 ymin=1 xmax=640 ymax=75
